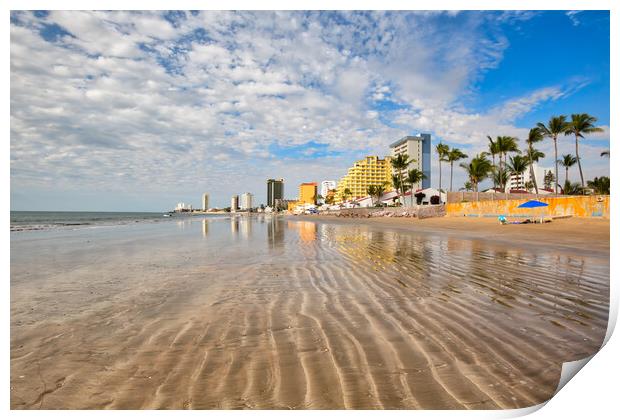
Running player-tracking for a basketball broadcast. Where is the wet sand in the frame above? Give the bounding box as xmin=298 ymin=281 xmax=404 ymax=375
xmin=11 ymin=216 xmax=609 ymax=409
xmin=297 ymin=216 xmax=610 ymax=256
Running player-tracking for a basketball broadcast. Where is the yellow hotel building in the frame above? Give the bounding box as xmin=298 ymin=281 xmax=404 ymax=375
xmin=287 ymin=182 xmax=318 ymax=211
xmin=336 ymin=156 xmax=393 ymax=202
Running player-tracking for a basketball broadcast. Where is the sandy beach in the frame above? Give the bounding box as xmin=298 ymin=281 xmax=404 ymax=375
xmin=10 ymin=215 xmax=609 ymax=409
xmin=296 ymin=216 xmax=610 ymax=256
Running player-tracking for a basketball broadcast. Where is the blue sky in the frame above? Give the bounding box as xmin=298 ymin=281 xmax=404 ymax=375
xmin=10 ymin=10 xmax=610 ymax=210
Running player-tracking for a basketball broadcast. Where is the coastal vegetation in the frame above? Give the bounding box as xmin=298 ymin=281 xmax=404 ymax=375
xmin=525 ymin=127 xmax=545 ymax=194
xmin=446 ymin=148 xmax=468 ymax=193
xmin=457 ymin=112 xmax=606 ymax=196
xmin=435 ymin=143 xmax=450 ymax=193
xmin=565 ymin=113 xmax=604 ymax=189
xmin=559 ymin=154 xmax=578 ymax=186
xmin=391 ymin=153 xmax=413 ymax=205
xmin=459 ymin=153 xmax=493 ymax=193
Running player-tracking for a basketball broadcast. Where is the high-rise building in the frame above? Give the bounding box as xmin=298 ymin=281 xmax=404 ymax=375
xmin=240 ymin=192 xmax=253 ymax=210
xmin=201 ymin=193 xmax=209 ymax=211
xmin=389 ymin=134 xmax=431 ymax=190
xmin=230 ymin=195 xmax=239 ymax=212
xmin=267 ymin=178 xmax=284 ymax=207
xmin=299 ymin=182 xmax=318 ymax=204
xmin=335 ymin=156 xmax=393 ymax=202
xmin=320 ymin=180 xmax=337 ymax=199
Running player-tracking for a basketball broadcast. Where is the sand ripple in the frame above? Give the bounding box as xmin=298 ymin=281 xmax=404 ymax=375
xmin=10 ymin=218 xmax=609 ymax=409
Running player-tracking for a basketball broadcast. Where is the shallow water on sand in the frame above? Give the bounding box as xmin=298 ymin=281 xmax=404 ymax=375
xmin=11 ymin=215 xmax=609 ymax=409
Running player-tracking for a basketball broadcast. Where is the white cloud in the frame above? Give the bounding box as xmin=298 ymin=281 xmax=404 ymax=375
xmin=10 ymin=11 xmax=608 ymax=209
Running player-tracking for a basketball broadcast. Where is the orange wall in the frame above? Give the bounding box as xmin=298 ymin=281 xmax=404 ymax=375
xmin=446 ymin=195 xmax=609 ymax=219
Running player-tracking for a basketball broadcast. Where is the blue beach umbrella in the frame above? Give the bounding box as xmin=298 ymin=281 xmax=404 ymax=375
xmin=517 ymin=200 xmax=549 ymax=208
xmin=517 ymin=200 xmax=549 ymax=223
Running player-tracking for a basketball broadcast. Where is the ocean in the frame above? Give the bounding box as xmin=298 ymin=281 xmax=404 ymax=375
xmin=9 ymin=210 xmax=196 ymax=232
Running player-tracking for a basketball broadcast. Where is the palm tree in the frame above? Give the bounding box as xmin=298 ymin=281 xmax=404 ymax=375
xmin=492 ymin=167 xmax=509 ymax=193
xmin=342 ymin=188 xmax=352 ymax=203
xmin=391 ymin=174 xmax=401 ymax=202
xmin=391 ymin=153 xmax=413 ymax=206
xmin=375 ymin=183 xmax=387 ymax=205
xmin=587 ymin=176 xmax=610 ymax=195
xmin=461 ymin=181 xmax=473 ymax=192
xmin=494 ymin=136 xmax=520 ymax=190
xmin=406 ymin=169 xmax=427 ymax=206
xmin=528 ymin=148 xmax=545 ymax=192
xmin=507 ymin=154 xmax=529 ymax=190
xmin=487 ymin=136 xmax=501 ymax=189
xmin=537 ymin=115 xmax=569 ymax=194
xmin=565 ymin=113 xmax=604 ymax=190
xmin=435 ymin=143 xmax=450 ymax=193
xmin=460 ymin=153 xmax=492 ymax=194
xmin=563 ymin=180 xmax=583 ymax=195
xmin=366 ymin=185 xmax=377 ymax=206
xmin=446 ymin=148 xmax=468 ymax=192
xmin=525 ymin=127 xmax=544 ymax=194
xmin=558 ymin=154 xmax=578 ymax=186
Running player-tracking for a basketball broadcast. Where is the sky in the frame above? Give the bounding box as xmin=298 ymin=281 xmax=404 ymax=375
xmin=10 ymin=10 xmax=610 ymax=211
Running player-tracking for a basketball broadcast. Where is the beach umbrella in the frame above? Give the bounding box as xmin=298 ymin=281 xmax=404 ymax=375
xmin=517 ymin=200 xmax=549 ymax=208
xmin=517 ymin=200 xmax=548 ymax=223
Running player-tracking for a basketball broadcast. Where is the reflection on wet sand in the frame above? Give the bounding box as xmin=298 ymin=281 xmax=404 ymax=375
xmin=202 ymin=219 xmax=208 ymax=237
xmin=11 ymin=216 xmax=609 ymax=409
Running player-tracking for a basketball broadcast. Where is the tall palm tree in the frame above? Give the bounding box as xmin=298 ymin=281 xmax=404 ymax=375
xmin=406 ymin=169 xmax=427 ymax=206
xmin=446 ymin=148 xmax=468 ymax=192
xmin=507 ymin=155 xmax=529 ymax=190
xmin=487 ymin=136 xmax=501 ymax=189
xmin=537 ymin=115 xmax=569 ymax=194
xmin=460 ymin=153 xmax=492 ymax=194
xmin=496 ymin=136 xmax=520 ymax=168
xmin=494 ymin=136 xmax=520 ymax=190
xmin=391 ymin=153 xmax=413 ymax=206
xmin=565 ymin=113 xmax=604 ymax=190
xmin=391 ymin=174 xmax=401 ymax=201
xmin=435 ymin=143 xmax=450 ymax=193
xmin=525 ymin=127 xmax=544 ymax=194
xmin=558 ymin=154 xmax=578 ymax=186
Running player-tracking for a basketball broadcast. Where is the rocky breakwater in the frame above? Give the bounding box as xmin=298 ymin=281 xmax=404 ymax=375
xmin=335 ymin=205 xmax=446 ymax=219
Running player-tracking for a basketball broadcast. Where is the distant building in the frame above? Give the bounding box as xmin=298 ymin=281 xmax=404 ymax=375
xmin=506 ymin=162 xmax=553 ymax=192
xmin=389 ymin=134 xmax=431 ymax=190
xmin=240 ymin=192 xmax=253 ymax=210
xmin=267 ymin=178 xmax=284 ymax=208
xmin=175 ymin=202 xmax=192 ymax=212
xmin=201 ymin=193 xmax=209 ymax=211
xmin=230 ymin=195 xmax=239 ymax=212
xmin=299 ymin=182 xmax=318 ymax=205
xmin=335 ymin=156 xmax=393 ymax=203
xmin=320 ymin=180 xmax=337 ymax=200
